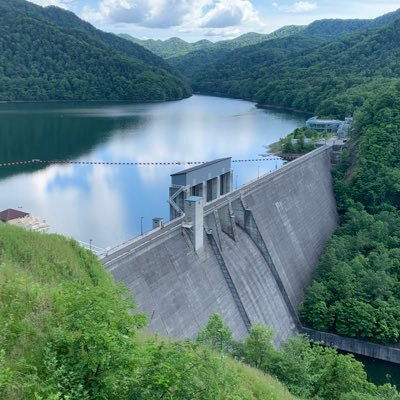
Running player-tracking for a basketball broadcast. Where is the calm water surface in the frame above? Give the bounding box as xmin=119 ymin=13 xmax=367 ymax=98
xmin=0 ymin=95 xmax=306 ymax=248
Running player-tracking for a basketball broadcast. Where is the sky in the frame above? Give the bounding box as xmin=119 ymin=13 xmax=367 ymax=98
xmin=29 ymin=0 xmax=400 ymax=41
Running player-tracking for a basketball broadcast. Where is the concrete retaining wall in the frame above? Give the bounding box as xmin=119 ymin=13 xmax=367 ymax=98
xmin=303 ymin=328 xmax=400 ymax=364
xmin=103 ymin=146 xmax=338 ymax=345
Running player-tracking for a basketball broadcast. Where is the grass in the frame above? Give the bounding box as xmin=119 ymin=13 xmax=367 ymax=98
xmin=0 ymin=223 xmax=296 ymax=399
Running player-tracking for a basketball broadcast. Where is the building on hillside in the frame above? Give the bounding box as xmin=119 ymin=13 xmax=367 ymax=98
xmin=306 ymin=116 xmax=352 ymax=138
xmin=306 ymin=117 xmax=342 ymax=132
xmin=169 ymin=158 xmax=232 ymax=220
xmin=0 ymin=208 xmax=50 ymax=233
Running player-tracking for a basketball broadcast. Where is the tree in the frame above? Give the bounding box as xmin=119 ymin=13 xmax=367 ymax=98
xmin=242 ymin=324 xmax=276 ymax=369
xmin=196 ymin=314 xmax=234 ymax=353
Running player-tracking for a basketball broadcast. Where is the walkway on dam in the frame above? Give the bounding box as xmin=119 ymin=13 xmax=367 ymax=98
xmin=102 ymin=144 xmax=334 ymax=265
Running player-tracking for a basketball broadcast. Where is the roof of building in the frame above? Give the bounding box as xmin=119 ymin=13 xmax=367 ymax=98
xmin=0 ymin=208 xmax=29 ymax=222
xmin=306 ymin=117 xmax=342 ymax=124
xmin=171 ymin=157 xmax=231 ymax=177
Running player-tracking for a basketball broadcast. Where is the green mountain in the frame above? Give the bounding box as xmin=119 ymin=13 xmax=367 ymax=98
xmin=119 ymin=34 xmax=213 ymax=59
xmin=304 ymin=8 xmax=400 ymax=37
xmin=0 ymin=0 xmax=191 ymax=101
xmin=188 ymin=16 xmax=400 ymax=117
xmin=121 ymin=25 xmax=304 ymax=61
xmin=167 ymin=25 xmax=306 ymax=80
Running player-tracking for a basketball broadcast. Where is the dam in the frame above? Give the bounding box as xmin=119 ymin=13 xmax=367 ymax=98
xmin=103 ymin=145 xmax=338 ymax=345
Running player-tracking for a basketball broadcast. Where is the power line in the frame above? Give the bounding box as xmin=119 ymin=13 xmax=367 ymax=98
xmin=0 ymin=156 xmax=297 ymax=168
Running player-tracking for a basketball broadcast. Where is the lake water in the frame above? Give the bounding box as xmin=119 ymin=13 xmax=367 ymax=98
xmin=0 ymin=95 xmax=306 ymax=248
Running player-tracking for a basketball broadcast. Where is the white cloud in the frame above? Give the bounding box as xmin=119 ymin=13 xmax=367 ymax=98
xmin=200 ymin=0 xmax=259 ymax=29
xmin=82 ymin=0 xmax=265 ymax=34
xmin=273 ymin=1 xmax=317 ymax=13
xmin=83 ymin=0 xmax=202 ymax=28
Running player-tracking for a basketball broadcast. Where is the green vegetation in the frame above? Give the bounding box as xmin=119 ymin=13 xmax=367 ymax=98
xmin=119 ymin=35 xmax=213 ymax=59
xmin=196 ymin=315 xmax=400 ymax=400
xmin=301 ymin=84 xmax=400 ymax=344
xmin=303 ymin=8 xmax=400 ymax=37
xmin=277 ymin=127 xmax=331 ymax=154
xmin=182 ymin=34 xmax=327 ymax=97
xmin=179 ymin=14 xmax=400 ymax=118
xmin=0 ymin=223 xmax=297 ymax=400
xmin=2 ymin=223 xmax=398 ymax=400
xmin=122 ymin=25 xmax=304 ymax=60
xmin=0 ymin=0 xmax=191 ymax=101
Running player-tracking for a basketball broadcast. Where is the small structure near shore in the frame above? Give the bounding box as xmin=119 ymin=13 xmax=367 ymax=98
xmin=0 ymin=208 xmax=50 ymax=233
xmin=306 ymin=116 xmax=352 ymax=138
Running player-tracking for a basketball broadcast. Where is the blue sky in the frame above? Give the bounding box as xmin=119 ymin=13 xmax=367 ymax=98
xmin=30 ymin=0 xmax=400 ymax=41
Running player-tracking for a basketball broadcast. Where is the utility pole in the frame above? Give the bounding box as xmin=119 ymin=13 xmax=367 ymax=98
xmin=89 ymin=239 xmax=92 ymax=251
xmin=140 ymin=216 xmax=144 ymax=235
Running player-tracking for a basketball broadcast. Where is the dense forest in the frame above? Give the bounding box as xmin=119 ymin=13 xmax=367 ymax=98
xmin=303 ymin=8 xmax=400 ymax=37
xmin=0 ymin=0 xmax=191 ymax=101
xmin=164 ymin=9 xmax=400 ymax=118
xmin=122 ymin=25 xmax=305 ymax=59
xmin=1 ymin=224 xmax=399 ymax=400
xmin=300 ymin=84 xmax=400 ymax=344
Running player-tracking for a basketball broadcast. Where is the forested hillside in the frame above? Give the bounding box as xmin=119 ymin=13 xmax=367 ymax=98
xmin=171 ymin=33 xmax=324 ymax=86
xmin=122 ymin=25 xmax=304 ymax=60
xmin=303 ymin=8 xmax=400 ymax=37
xmin=186 ymin=17 xmax=400 ymax=117
xmin=167 ymin=26 xmax=305 ymax=79
xmin=1 ymin=224 xmax=399 ymax=399
xmin=0 ymin=0 xmax=191 ymax=101
xmin=157 ymin=10 xmax=398 ymax=118
xmin=119 ymin=34 xmax=213 ymax=59
xmin=300 ymin=84 xmax=400 ymax=344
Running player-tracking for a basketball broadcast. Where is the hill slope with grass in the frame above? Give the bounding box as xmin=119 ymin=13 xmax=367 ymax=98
xmin=0 ymin=224 xmax=296 ymax=400
xmin=1 ymin=223 xmax=399 ymax=399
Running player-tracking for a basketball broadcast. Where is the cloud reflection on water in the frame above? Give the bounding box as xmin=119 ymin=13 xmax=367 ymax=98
xmin=0 ymin=95 xmax=306 ymax=247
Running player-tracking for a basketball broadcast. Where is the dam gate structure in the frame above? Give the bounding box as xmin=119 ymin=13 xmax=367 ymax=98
xmin=169 ymin=157 xmax=232 ymax=219
xmin=103 ymin=145 xmax=339 ymax=346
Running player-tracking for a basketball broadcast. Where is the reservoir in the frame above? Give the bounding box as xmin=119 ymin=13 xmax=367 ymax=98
xmin=0 ymin=95 xmax=305 ymax=247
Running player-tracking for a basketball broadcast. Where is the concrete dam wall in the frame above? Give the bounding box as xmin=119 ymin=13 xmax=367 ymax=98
xmin=103 ymin=146 xmax=339 ymax=345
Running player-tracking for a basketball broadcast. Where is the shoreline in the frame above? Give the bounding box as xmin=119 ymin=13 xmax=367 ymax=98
xmin=192 ymin=91 xmax=313 ymax=116
xmin=256 ymin=102 xmax=313 ymax=116
xmin=0 ymin=94 xmax=192 ymax=105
